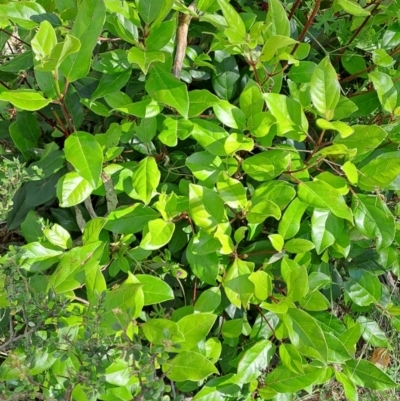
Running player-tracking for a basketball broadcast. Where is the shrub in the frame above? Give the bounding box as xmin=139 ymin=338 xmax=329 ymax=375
xmin=0 ymin=0 xmax=399 ymax=400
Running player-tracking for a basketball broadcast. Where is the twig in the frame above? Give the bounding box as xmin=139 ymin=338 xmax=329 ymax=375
xmin=173 ymin=3 xmax=196 ymax=78
xmin=288 ymin=0 xmax=302 ymax=20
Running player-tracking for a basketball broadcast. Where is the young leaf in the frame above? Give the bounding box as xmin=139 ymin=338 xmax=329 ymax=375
xmin=64 ymin=131 xmax=104 ymax=188
xmin=0 ymin=90 xmax=51 ymax=111
xmin=130 ymin=156 xmax=160 ymax=205
xmin=140 ymin=219 xmax=175 ymax=250
xmin=310 ymin=57 xmax=340 ymax=120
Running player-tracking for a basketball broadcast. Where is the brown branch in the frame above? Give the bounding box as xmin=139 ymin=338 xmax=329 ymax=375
xmin=290 ymin=0 xmax=322 ymax=55
xmin=0 ymin=28 xmax=31 ymax=47
xmin=173 ymin=3 xmax=196 ymax=78
xmin=288 ymin=0 xmax=302 ymax=20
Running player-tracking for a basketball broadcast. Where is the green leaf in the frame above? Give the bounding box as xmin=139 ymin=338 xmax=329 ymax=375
xmin=140 ymin=219 xmax=175 ymax=250
xmin=217 ymin=0 xmax=246 ymax=42
xmin=142 ymin=318 xmax=184 ymax=346
xmin=265 ymin=0 xmax=290 ymax=38
xmin=130 ymin=156 xmax=160 ymax=205
xmin=43 ymin=224 xmax=72 ymax=250
xmin=357 ymin=316 xmax=389 ymax=347
xmin=0 ymin=2 xmax=46 ymax=29
xmin=288 ymin=61 xmax=317 ymax=83
xmin=344 ymin=269 xmax=382 ymax=307
xmin=297 ymin=181 xmax=353 ymax=222
xmin=285 ymin=238 xmax=315 ymax=254
xmin=369 ymin=71 xmax=397 ymax=113
xmin=145 ymin=65 xmax=189 ymax=118
xmin=31 ymin=20 xmax=57 ymax=60
xmin=137 ymin=0 xmax=165 ymax=24
xmin=162 ymin=351 xmax=218 ymax=382
xmin=91 ymin=69 xmax=131 ymax=100
xmin=248 ymin=270 xmax=272 ymax=301
xmin=213 ymin=100 xmax=246 ymax=129
xmin=279 ymin=343 xmax=304 ymax=375
xmin=64 ymin=131 xmax=104 ymax=188
xmin=135 ymin=274 xmax=174 ymax=305
xmin=224 ymin=133 xmax=254 ymax=155
xmin=264 ymin=365 xmax=325 ymax=393
xmin=334 ymin=124 xmax=386 ymax=163
xmin=195 ymin=288 xmax=221 ymax=313
xmin=48 ymin=241 xmax=104 ymax=293
xmin=190 ymin=119 xmax=228 ymax=156
xmin=222 ymin=259 xmax=254 ymax=309
xmin=146 ymin=19 xmax=176 ymax=50
xmin=247 ymin=200 xmax=281 ymax=224
xmin=102 ymin=272 xmax=144 ymax=329
xmin=335 ymin=371 xmax=358 ymax=401
xmin=188 ymin=89 xmax=219 ymax=118
xmin=358 ymin=158 xmax=400 ymax=191
xmin=189 ymin=184 xmax=228 ymax=231
xmin=239 ymin=80 xmax=264 ymax=120
xmin=236 ymin=340 xmax=275 ymax=383
xmin=278 ymin=198 xmax=308 ymax=240
xmin=316 ymin=118 xmax=354 ymax=138
xmin=337 ymin=0 xmax=370 ymax=16
xmin=212 ymin=50 xmax=239 ymax=100
xmin=242 ymin=150 xmax=290 ymax=181
xmin=217 ymin=172 xmax=247 ymax=209
xmin=283 ymin=308 xmax=328 ymax=363
xmin=260 ymin=35 xmax=298 ymax=62
xmin=310 ymin=57 xmax=340 ymax=120
xmin=60 ymin=0 xmax=106 ymax=82
xmin=105 ymin=204 xmax=159 ymax=234
xmin=281 ymin=259 xmax=309 ymax=302
xmin=127 ymin=47 xmax=165 ymax=74
xmin=311 ymin=210 xmax=342 ymax=254
xmin=56 ymin=172 xmax=93 ymax=207
xmin=112 ymin=98 xmax=162 ymax=118
xmin=343 ymin=360 xmax=395 ymax=390
xmin=341 ymin=161 xmax=358 ymax=184
xmin=19 ymin=242 xmax=63 ymax=272
xmin=185 ymin=151 xmax=223 ymax=183
xmin=0 ymin=90 xmax=51 ymax=111
xmin=177 ymin=313 xmax=217 ymax=351
xmin=352 ymin=194 xmax=395 ymax=252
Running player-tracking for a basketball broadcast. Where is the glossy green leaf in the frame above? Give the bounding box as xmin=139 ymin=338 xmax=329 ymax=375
xmin=335 ymin=371 xmax=358 ymax=401
xmin=145 ymin=65 xmax=189 ymax=118
xmin=278 ymin=198 xmax=308 ymax=240
xmin=297 ymin=181 xmax=353 ymax=222
xmin=357 ymin=316 xmax=389 ymax=347
xmin=283 ymin=308 xmax=328 ymax=363
xmin=64 ymin=131 xmax=104 ymax=188
xmin=212 ymin=50 xmax=239 ymax=100
xmin=337 ymin=0 xmax=370 ymax=16
xmin=265 ymin=0 xmax=290 ymax=38
xmin=31 ymin=20 xmax=57 ymax=60
xmin=195 ymin=288 xmax=221 ymax=313
xmin=285 ymin=238 xmax=315 ymax=254
xmin=127 ymin=47 xmax=164 ymax=74
xmin=239 ymin=80 xmax=264 ymax=120
xmin=43 ymin=224 xmax=72 ymax=250
xmin=0 ymin=90 xmax=51 ymax=111
xmin=130 ymin=156 xmax=160 ymax=205
xmin=140 ymin=219 xmax=175 ymax=250
xmin=217 ymin=172 xmax=247 ymax=209
xmin=279 ymin=343 xmax=304 ymax=374
xmin=369 ymin=71 xmax=397 ymax=113
xmin=162 ymin=351 xmax=218 ymax=382
xmin=352 ymin=194 xmax=395 ymax=252
xmin=343 ymin=360 xmax=395 ymax=390
xmin=236 ymin=340 xmax=275 ymax=383
xmin=188 ymin=89 xmax=219 ymax=117
xmin=213 ymin=100 xmax=246 ymax=129
xmin=344 ymin=269 xmax=382 ymax=307
xmin=135 ymin=274 xmax=174 ymax=305
xmin=310 ymin=57 xmax=340 ymax=120
xmin=358 ymin=158 xmax=400 ymax=191
xmin=56 ymin=172 xmax=93 ymax=207
xmin=61 ymin=0 xmax=106 ymax=82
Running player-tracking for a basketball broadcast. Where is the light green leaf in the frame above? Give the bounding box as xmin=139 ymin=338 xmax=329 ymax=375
xmin=223 ymin=259 xmax=254 ymax=309
xmin=311 ymin=209 xmax=343 ymax=254
xmin=145 ymin=65 xmax=189 ymax=118
xmin=61 ymin=0 xmax=106 ymax=82
xmin=236 ymin=340 xmax=275 ymax=383
xmin=162 ymin=351 xmax=218 ymax=382
xmin=343 ymin=360 xmax=395 ymax=390
xmin=0 ymin=90 xmax=51 ymax=111
xmin=177 ymin=313 xmax=217 ymax=351
xmin=64 ymin=131 xmax=104 ymax=188
xmin=337 ymin=0 xmax=370 ymax=16
xmin=195 ymin=288 xmax=221 ymax=313
xmin=247 ymin=200 xmax=281 ymax=224
xmin=285 ymin=238 xmax=315 ymax=254
xmin=224 ymin=133 xmax=254 ymax=155
xmin=31 ymin=20 xmax=57 ymax=60
xmin=265 ymin=0 xmax=290 ymax=38
xmin=190 ymin=119 xmax=228 ymax=156
xmin=186 ymin=151 xmax=223 ymax=183
xmin=137 ymin=0 xmax=166 ymax=24
xmin=217 ymin=172 xmax=247 ymax=209
xmin=239 ymin=80 xmax=264 ymax=120
xmin=140 ymin=219 xmax=175 ymax=250
xmin=357 ymin=316 xmax=389 ymax=347
xmin=130 ymin=156 xmax=160 ymax=205
xmin=278 ymin=198 xmax=308 ymax=239
xmin=188 ymin=89 xmax=219 ymax=117
xmin=135 ymin=274 xmax=174 ymax=305
xmin=242 ymin=150 xmax=290 ymax=181
xmin=335 ymin=371 xmax=358 ymax=401
xmin=248 ymin=270 xmax=272 ymax=301
xmin=127 ymin=47 xmax=165 ymax=74
xmin=369 ymin=71 xmax=397 ymax=113
xmin=261 ymin=36 xmax=297 ymax=62
xmin=142 ymin=319 xmax=184 ymax=346
xmin=297 ymin=181 xmax=353 ymax=222
xmin=56 ymin=172 xmax=94 ymax=207
xmin=316 ymin=118 xmax=354 ymax=138
xmin=358 ymin=158 xmax=400 ymax=191
xmin=112 ymin=98 xmax=162 ymax=118
xmin=344 ymin=269 xmax=382 ymax=307
xmin=217 ymin=0 xmax=246 ymax=43
xmin=279 ymin=343 xmax=304 ymax=374
xmin=283 ymin=308 xmax=328 ymax=363
xmin=352 ymin=194 xmax=395 ymax=252
xmin=310 ymin=57 xmax=340 ymax=120
xmin=213 ymin=100 xmax=246 ymax=129
xmin=43 ymin=224 xmax=72 ymax=250
xmin=341 ymin=161 xmax=358 ymax=184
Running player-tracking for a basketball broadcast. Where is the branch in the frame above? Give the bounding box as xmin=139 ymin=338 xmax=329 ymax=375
xmin=173 ymin=3 xmax=196 ymax=78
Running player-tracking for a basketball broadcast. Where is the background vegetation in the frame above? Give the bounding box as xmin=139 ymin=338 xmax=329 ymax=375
xmin=0 ymin=0 xmax=399 ymax=400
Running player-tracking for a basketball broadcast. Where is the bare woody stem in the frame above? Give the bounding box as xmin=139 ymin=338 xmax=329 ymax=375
xmin=173 ymin=3 xmax=196 ymax=79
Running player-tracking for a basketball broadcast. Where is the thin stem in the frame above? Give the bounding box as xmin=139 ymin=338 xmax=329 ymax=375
xmin=288 ymin=0 xmax=302 ymax=20
xmin=291 ymin=0 xmax=322 ymax=55
xmin=0 ymin=28 xmax=31 ymax=47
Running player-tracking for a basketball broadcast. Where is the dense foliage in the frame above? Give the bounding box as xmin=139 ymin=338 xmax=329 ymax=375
xmin=0 ymin=0 xmax=400 ymax=400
